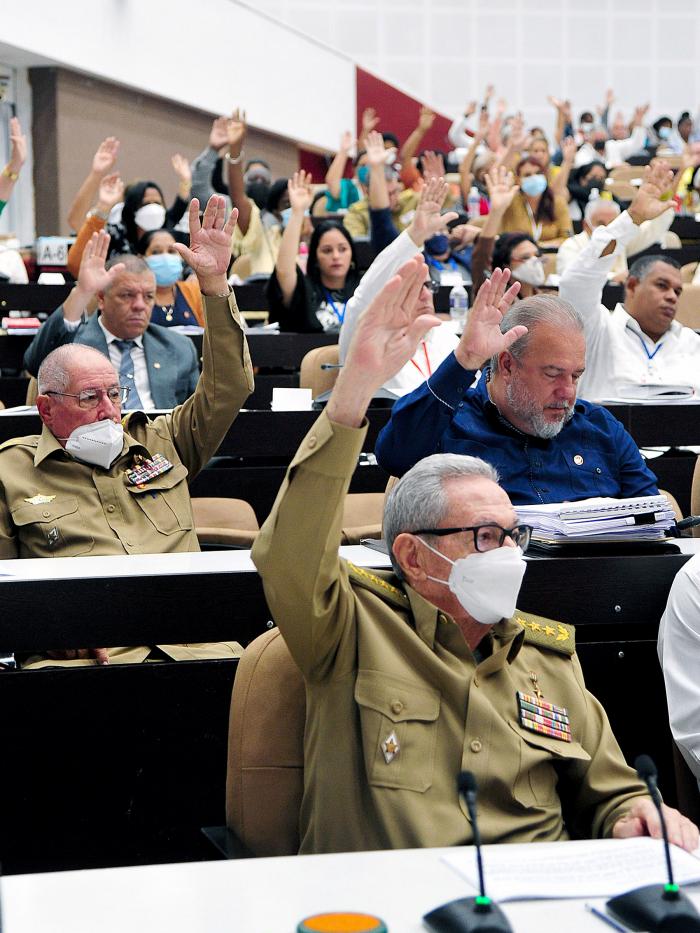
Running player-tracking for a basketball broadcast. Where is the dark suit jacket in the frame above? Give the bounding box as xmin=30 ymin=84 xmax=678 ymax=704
xmin=24 ymin=308 xmax=200 ymax=408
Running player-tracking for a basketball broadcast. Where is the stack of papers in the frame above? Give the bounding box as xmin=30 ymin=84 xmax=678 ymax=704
xmin=601 ymin=384 xmax=699 ymax=404
xmin=516 ymin=495 xmax=676 ymax=543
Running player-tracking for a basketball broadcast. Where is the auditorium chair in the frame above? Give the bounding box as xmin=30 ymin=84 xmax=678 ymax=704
xmin=340 ymin=491 xmax=383 ymax=544
xmin=191 ymin=497 xmax=260 ymax=548
xmin=674 ymin=284 xmax=700 ymax=329
xmin=299 ymin=344 xmax=340 ymax=399
xmin=225 ymin=628 xmax=305 ymax=856
xmin=681 ymin=261 xmax=698 ymax=284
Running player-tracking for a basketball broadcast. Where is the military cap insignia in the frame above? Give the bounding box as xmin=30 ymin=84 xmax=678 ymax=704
xmin=381 ymin=731 xmax=400 ymax=764
xmin=23 ymin=494 xmax=56 ymax=505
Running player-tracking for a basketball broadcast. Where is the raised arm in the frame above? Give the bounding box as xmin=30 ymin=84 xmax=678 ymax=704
xmin=65 ymin=173 xmax=125 ymax=278
xmin=273 ymin=170 xmax=313 ymax=306
xmin=225 ymin=108 xmax=253 ymax=235
xmin=358 ymin=107 xmax=380 ymax=151
xmin=325 ymin=131 xmax=354 ymax=201
xmin=400 ymin=106 xmax=436 ymax=166
xmin=375 ymin=269 xmax=523 ymax=476
xmin=448 ymin=100 xmax=477 ymax=150
xmin=459 ymin=109 xmax=489 ymax=203
xmin=66 ymin=135 xmax=119 ymax=231
xmin=550 ymin=136 xmax=576 ymax=198
xmin=190 ymin=116 xmax=230 ymax=204
xmin=471 ymin=166 xmax=519 ymax=291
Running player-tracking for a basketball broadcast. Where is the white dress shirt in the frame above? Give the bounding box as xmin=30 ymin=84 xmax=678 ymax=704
xmin=559 ymin=209 xmax=700 ymax=400
xmin=658 ymin=553 xmax=700 ymax=787
xmin=339 ymin=230 xmax=459 ymax=397
xmin=97 ymin=317 xmax=155 ymax=409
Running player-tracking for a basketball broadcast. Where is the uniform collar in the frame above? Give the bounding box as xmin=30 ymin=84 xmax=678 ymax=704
xmin=618 ymin=303 xmax=680 ymax=344
xmin=34 ymin=422 xmax=150 ymax=468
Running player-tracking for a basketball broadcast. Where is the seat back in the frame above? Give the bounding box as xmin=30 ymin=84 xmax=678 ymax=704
xmin=681 ymin=261 xmax=699 ymax=284
xmin=299 ymin=345 xmax=340 ymax=399
xmin=226 ymin=628 xmax=306 ymax=856
xmin=191 ymin=497 xmax=260 ymax=548
xmin=659 ymin=488 xmax=682 ymax=522
xmin=674 ymin=285 xmax=700 ymax=329
xmin=26 ymin=376 xmax=38 ymax=405
xmin=340 ymin=492 xmax=384 ymax=545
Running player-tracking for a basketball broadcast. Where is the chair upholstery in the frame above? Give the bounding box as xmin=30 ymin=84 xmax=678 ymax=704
xmin=226 ymin=628 xmax=306 ymax=857
xmin=674 ymin=285 xmax=700 ymax=329
xmin=26 ymin=376 xmax=38 ymax=405
xmin=191 ymin=497 xmax=260 ymax=548
xmin=340 ymin=492 xmax=384 ymax=545
xmin=659 ymin=488 xmax=682 ymax=522
xmin=299 ymin=345 xmax=340 ymax=399
xmin=681 ymin=261 xmax=698 ymax=284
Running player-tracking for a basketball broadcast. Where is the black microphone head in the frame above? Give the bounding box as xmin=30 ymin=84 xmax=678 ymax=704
xmin=635 ymin=754 xmax=658 ymax=782
xmin=458 ymin=771 xmax=477 ymax=796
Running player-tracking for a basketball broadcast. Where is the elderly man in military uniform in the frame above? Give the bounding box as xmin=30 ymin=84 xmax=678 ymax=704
xmin=0 ymin=195 xmax=253 ymax=666
xmin=252 ymin=259 xmax=698 ymax=854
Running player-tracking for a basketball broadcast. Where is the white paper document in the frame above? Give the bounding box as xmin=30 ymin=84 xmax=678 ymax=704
xmin=516 ymin=495 xmax=676 ymax=542
xmin=442 ymin=837 xmax=700 ymax=901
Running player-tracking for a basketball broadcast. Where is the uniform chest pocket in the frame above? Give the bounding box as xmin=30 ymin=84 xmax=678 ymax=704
xmin=508 ymin=720 xmax=591 ymax=808
xmin=354 ymin=670 xmax=440 ymax=793
xmin=11 ymin=496 xmax=95 ymax=557
xmin=125 ymin=463 xmax=193 ymax=535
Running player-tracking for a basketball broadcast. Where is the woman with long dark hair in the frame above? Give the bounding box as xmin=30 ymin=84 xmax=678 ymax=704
xmin=498 ymin=156 xmax=572 ymax=246
xmin=267 ymin=171 xmax=361 ymax=332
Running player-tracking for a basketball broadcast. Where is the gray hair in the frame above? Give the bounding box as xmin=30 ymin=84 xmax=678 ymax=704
xmin=37 ymin=344 xmax=115 ymax=395
xmin=628 ymin=253 xmax=681 ymax=282
xmin=584 ymin=198 xmax=620 ymax=224
xmin=384 ymin=454 xmax=499 ymax=579
xmin=489 ymin=294 xmax=584 ymax=372
xmin=103 ymin=254 xmax=152 ymax=293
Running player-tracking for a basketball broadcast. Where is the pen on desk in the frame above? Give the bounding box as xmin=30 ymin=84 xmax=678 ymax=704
xmin=585 ymin=903 xmax=627 ymax=931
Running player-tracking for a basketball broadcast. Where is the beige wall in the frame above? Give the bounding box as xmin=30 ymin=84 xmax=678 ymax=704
xmin=30 ymin=67 xmax=299 ymax=236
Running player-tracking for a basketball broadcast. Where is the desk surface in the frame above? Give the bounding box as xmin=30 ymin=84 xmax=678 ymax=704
xmin=4 ymin=843 xmax=700 ymax=933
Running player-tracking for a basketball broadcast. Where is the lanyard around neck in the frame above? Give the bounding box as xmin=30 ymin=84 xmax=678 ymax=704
xmin=410 ymin=341 xmax=432 ymax=379
xmin=631 ymin=328 xmax=664 ymax=361
xmin=324 ymin=290 xmax=347 ymax=325
xmin=523 ymin=198 xmax=542 ymax=242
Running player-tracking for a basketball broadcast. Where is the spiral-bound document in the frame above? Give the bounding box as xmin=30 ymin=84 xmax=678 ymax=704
xmin=516 ymin=495 xmax=676 ymax=542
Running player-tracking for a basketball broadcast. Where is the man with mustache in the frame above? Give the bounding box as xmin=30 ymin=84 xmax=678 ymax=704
xmin=376 ymin=274 xmax=658 ymax=504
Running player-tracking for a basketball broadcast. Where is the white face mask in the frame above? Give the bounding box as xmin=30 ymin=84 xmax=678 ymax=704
xmin=134 ymin=202 xmax=166 ymax=232
xmin=63 ymin=419 xmax=124 ymax=469
xmin=512 ymin=256 xmax=545 ymax=287
xmin=419 ymin=538 xmax=527 ymax=625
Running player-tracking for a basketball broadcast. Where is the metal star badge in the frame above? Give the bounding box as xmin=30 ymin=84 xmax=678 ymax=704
xmin=381 ymin=731 xmax=400 ymax=764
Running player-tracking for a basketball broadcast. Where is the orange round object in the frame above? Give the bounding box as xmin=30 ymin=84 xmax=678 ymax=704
xmin=297 ymin=912 xmax=387 ymax=932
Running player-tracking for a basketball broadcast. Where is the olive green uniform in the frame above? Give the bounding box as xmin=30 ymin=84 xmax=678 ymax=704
xmin=252 ymin=411 xmax=647 ymax=854
xmin=0 ymin=292 xmax=254 ymax=666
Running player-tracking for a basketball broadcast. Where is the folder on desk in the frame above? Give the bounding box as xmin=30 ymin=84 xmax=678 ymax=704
xmin=516 ymin=495 xmax=676 ymax=544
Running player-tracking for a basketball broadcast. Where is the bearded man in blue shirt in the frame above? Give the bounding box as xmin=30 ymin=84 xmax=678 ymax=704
xmin=375 ymin=270 xmax=658 ymax=504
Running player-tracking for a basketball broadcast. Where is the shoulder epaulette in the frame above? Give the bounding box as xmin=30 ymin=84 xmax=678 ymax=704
xmin=121 ymin=411 xmax=149 ymax=430
xmin=515 ymin=610 xmax=575 ymax=657
xmin=347 ymin=561 xmax=410 ymax=611
xmin=0 ymin=435 xmax=38 ymax=453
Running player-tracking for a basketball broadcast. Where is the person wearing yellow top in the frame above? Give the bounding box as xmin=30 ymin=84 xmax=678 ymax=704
xmin=499 ymin=157 xmax=573 ymax=247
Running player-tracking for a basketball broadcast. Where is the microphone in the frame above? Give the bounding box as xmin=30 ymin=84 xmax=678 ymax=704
xmin=606 ymin=754 xmax=700 ymax=931
xmin=423 ymin=771 xmax=512 ymax=932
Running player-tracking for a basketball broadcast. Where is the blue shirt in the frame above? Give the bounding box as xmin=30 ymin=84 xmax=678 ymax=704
xmin=375 ymin=354 xmax=658 ymax=505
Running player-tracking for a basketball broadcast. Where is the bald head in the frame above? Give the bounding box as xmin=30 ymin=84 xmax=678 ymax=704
xmin=37 ymin=344 xmax=117 ymax=395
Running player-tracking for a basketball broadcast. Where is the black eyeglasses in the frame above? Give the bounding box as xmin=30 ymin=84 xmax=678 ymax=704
xmin=45 ymin=386 xmax=130 ymax=409
xmin=422 ymin=279 xmax=440 ymax=294
xmin=414 ymin=523 xmax=532 ymax=553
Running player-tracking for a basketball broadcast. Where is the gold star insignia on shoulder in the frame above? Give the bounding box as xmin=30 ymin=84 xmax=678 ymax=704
xmin=544 ymin=625 xmax=556 ymax=636
xmin=23 ymin=494 xmax=56 ymax=505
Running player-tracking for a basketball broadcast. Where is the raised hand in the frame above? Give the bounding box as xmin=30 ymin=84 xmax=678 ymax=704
xmin=227 ymin=108 xmax=248 ymax=152
xmin=96 ymin=173 xmax=125 ymax=212
xmin=455 ymin=268 xmax=524 ymax=371
xmin=628 ymin=160 xmax=675 ymax=225
xmin=365 ymin=129 xmax=387 ymax=167
xmin=171 ymin=153 xmax=192 ymax=185
xmin=362 ymin=107 xmax=380 ymax=135
xmin=547 ymin=95 xmax=566 ymax=112
xmin=421 ymin=150 xmax=446 ymax=183
xmin=484 ymin=165 xmax=518 ymax=214
xmin=92 ymin=137 xmax=119 ymax=176
xmin=419 ymin=106 xmax=436 ymax=132
xmin=173 ymin=196 xmax=238 ymax=294
xmin=464 ymin=100 xmax=478 ymax=118
xmin=484 ymin=84 xmax=495 ymax=103
xmin=475 ymin=108 xmax=490 ymax=140
xmin=408 ymin=177 xmax=458 ymax=246
xmin=633 ymin=104 xmax=650 ymax=127
xmin=329 ymin=256 xmax=440 ymax=424
xmin=561 ymin=136 xmax=577 ymax=164
xmin=339 ymin=130 xmax=354 ymax=153
xmin=508 ymin=113 xmax=530 ymax=151
xmin=77 ymin=230 xmax=124 ymax=297
xmin=496 ymin=97 xmax=507 ymax=116
xmin=8 ymin=117 xmax=26 ymax=170
xmin=209 ymin=116 xmax=230 ymax=151
xmin=287 ymin=170 xmax=314 ymax=213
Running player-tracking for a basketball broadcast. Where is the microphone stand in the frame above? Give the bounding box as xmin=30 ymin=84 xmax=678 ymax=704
xmin=606 ymin=755 xmax=700 ymax=931
xmin=423 ymin=772 xmax=512 ymax=933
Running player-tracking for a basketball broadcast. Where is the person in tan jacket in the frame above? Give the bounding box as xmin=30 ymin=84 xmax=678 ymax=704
xmin=0 ymin=195 xmax=254 ymax=666
xmin=252 ymin=257 xmax=698 ymax=855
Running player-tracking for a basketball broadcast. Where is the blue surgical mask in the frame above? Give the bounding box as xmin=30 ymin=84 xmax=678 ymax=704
xmin=356 ymin=165 xmax=370 ymax=186
xmin=659 ymin=126 xmax=672 ymax=140
xmin=145 ymin=253 xmax=183 ymax=287
xmin=280 ymin=207 xmax=292 ymax=228
xmin=424 ymin=234 xmax=450 ymax=257
xmin=521 ymin=174 xmax=547 ymax=197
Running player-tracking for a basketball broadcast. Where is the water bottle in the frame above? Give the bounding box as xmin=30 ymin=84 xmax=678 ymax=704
xmin=449 ymin=283 xmax=469 ymax=331
xmin=467 ymin=185 xmax=481 ymax=221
